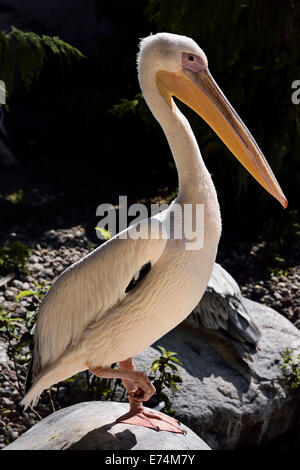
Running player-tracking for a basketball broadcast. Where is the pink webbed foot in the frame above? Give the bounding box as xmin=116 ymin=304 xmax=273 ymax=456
xmin=116 ymin=404 xmax=185 ymax=434
xmin=118 ymin=371 xmax=185 ymax=434
xmin=90 ymin=358 xmax=185 ymax=434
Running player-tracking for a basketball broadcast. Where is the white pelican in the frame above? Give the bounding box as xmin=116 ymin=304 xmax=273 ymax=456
xmin=22 ymin=33 xmax=287 ymax=434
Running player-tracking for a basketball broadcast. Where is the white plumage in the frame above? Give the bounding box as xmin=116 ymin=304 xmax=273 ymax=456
xmin=22 ymin=33 xmax=286 ymax=432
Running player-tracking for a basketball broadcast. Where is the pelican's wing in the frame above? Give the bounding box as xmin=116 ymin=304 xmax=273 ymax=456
xmin=196 ymin=289 xmax=260 ymax=346
xmin=32 ymin=218 xmax=167 ymax=378
xmin=187 ymin=263 xmax=260 ymax=346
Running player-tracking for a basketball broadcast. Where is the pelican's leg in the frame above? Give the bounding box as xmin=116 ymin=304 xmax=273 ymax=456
xmin=90 ymin=358 xmax=184 ymax=434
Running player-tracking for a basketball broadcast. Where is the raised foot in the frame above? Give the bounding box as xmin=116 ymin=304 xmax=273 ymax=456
xmin=116 ymin=408 xmax=185 ymax=434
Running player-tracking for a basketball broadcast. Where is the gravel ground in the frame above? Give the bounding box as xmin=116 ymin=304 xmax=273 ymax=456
xmin=0 ymin=226 xmax=95 ymax=448
xmin=0 ymin=225 xmax=299 ymax=449
xmin=218 ymin=240 xmax=300 ymax=328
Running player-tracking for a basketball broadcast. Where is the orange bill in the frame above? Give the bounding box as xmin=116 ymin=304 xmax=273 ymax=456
xmin=156 ymin=67 xmax=287 ymax=208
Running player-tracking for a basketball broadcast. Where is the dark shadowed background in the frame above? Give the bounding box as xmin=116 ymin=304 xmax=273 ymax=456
xmin=0 ymin=0 xmax=299 ymax=272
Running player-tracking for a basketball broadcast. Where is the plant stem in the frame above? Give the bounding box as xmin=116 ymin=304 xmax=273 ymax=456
xmin=7 ymin=329 xmax=22 ymax=395
xmin=47 ymin=389 xmax=56 ymax=413
xmin=28 ymin=405 xmax=42 ymax=421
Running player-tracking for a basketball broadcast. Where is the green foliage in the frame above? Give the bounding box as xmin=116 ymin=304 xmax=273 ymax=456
xmin=67 ymin=368 xmax=124 ymax=403
xmin=264 ymin=209 xmax=300 ymax=247
xmin=267 ymin=266 xmax=290 ymax=277
xmin=150 ymin=345 xmax=183 ymax=415
xmin=6 ymin=189 xmax=24 ymax=205
xmin=0 ymin=309 xmax=23 ymax=337
xmin=259 ymin=208 xmax=300 ymax=275
xmin=280 ymin=348 xmax=300 ymax=389
xmin=0 ymin=27 xmax=85 ymax=96
xmin=13 ymin=283 xmax=49 ymax=358
xmin=110 ymin=95 xmax=140 ymax=117
xmin=265 ymin=250 xmax=289 ymax=277
xmin=0 ymin=283 xmax=49 ymax=399
xmin=0 ymin=241 xmax=31 ymax=275
xmin=110 ymin=93 xmax=154 ymax=129
xmin=17 ymin=283 xmax=50 ymax=332
xmin=0 ymin=308 xmax=25 ymax=395
xmin=94 ymin=226 xmax=112 ymax=240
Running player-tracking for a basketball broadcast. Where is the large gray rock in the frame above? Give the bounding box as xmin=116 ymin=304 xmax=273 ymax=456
xmin=134 ymin=298 xmax=300 ymax=450
xmin=3 ymin=401 xmax=210 ymax=450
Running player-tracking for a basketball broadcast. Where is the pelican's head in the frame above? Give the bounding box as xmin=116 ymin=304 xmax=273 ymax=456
xmin=138 ymin=33 xmax=287 ymax=208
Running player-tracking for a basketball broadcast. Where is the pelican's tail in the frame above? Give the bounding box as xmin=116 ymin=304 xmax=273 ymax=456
xmin=21 ymin=378 xmax=46 ymax=409
xmin=21 ymin=355 xmax=86 ymax=410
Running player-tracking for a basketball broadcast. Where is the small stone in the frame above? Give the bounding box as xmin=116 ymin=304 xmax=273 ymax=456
xmin=4 ymin=290 xmax=16 ymax=301
xmin=294 ymin=307 xmax=300 ymax=318
xmin=29 ymin=263 xmax=44 ymax=273
xmin=12 ymin=280 xmax=23 ymax=288
xmin=274 ymin=292 xmax=283 ymax=300
xmin=271 ymin=301 xmax=282 ymax=311
xmin=41 ymin=268 xmax=53 ymax=278
xmin=294 ymin=319 xmax=300 ymax=328
xmin=12 ymin=306 xmax=27 ymax=316
xmin=29 ymin=255 xmax=39 ymax=263
xmin=25 ymin=419 xmax=35 ymax=427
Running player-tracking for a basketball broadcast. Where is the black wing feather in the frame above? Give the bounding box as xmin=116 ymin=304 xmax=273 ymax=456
xmin=125 ymin=261 xmax=151 ymax=293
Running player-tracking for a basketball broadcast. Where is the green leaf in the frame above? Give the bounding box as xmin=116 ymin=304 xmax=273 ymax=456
xmin=95 ymin=227 xmax=111 ymax=240
xmin=110 ymin=95 xmax=140 ymax=118
xmin=6 ymin=189 xmax=24 ymax=205
xmin=0 ymin=27 xmax=85 ymax=99
xmin=171 ymin=374 xmax=182 ymax=383
xmin=167 ymin=362 xmax=177 ymax=371
xmin=169 ymin=356 xmax=183 ymax=366
xmin=151 ymin=362 xmax=160 ymax=372
xmin=157 ymin=345 xmax=168 ymax=357
xmin=16 ymin=290 xmax=37 ymax=301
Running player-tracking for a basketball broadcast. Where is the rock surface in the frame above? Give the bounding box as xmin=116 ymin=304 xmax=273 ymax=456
xmin=3 ymin=401 xmax=210 ymax=450
xmin=134 ymin=298 xmax=300 ymax=450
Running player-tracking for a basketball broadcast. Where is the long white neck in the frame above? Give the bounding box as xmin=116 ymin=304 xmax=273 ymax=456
xmin=139 ymin=66 xmax=220 ymax=214
xmin=158 ymin=103 xmax=213 ymax=203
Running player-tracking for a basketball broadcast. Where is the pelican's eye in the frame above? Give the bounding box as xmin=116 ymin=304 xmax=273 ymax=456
xmin=188 ymin=55 xmax=195 ymax=62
